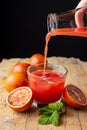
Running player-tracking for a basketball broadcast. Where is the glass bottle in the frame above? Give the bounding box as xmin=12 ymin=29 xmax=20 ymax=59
xmin=47 ymin=6 xmax=87 ymax=32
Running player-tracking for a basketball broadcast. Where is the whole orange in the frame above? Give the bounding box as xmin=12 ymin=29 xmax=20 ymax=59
xmin=12 ymin=62 xmax=30 ymax=77
xmin=5 ymin=72 xmax=28 ymax=92
xmin=6 ymin=86 xmax=33 ymax=112
xmin=29 ymin=53 xmax=45 ymax=65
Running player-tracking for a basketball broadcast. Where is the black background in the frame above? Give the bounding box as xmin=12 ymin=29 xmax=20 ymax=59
xmin=1 ymin=0 xmax=87 ymax=61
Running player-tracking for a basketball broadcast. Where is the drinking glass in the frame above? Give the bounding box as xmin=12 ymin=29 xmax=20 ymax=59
xmin=27 ymin=63 xmax=68 ymax=104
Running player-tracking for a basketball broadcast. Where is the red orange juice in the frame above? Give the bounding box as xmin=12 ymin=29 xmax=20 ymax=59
xmin=27 ymin=63 xmax=67 ymax=104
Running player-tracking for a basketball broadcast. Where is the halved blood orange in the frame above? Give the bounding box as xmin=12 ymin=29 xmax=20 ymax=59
xmin=63 ymin=84 xmax=87 ymax=109
xmin=6 ymin=86 xmax=33 ymax=112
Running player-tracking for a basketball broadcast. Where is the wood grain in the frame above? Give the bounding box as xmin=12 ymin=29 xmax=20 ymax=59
xmin=0 ymin=57 xmax=87 ymax=130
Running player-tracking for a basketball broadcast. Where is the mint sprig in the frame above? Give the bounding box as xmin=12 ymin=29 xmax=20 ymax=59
xmin=49 ymin=110 xmax=60 ymax=126
xmin=38 ymin=115 xmax=50 ymax=125
xmin=38 ymin=101 xmax=65 ymax=126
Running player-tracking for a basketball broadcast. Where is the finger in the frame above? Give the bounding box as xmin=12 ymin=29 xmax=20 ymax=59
xmin=75 ymin=9 xmax=84 ymax=27
xmin=75 ymin=7 xmax=87 ymax=27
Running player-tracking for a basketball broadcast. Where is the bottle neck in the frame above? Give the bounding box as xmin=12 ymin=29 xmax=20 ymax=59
xmin=47 ymin=13 xmax=58 ymax=32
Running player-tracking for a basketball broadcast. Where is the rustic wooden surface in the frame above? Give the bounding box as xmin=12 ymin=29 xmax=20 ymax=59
xmin=0 ymin=57 xmax=87 ymax=130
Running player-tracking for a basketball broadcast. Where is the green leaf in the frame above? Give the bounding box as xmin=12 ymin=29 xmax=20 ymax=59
xmin=38 ymin=101 xmax=65 ymax=126
xmin=38 ymin=115 xmax=50 ymax=125
xmin=48 ymin=102 xmax=63 ymax=112
xmin=49 ymin=110 xmax=60 ymax=126
xmin=38 ymin=106 xmax=53 ymax=115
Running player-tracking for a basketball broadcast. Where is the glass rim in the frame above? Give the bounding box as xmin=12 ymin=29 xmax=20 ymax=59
xmin=27 ymin=63 xmax=68 ymax=80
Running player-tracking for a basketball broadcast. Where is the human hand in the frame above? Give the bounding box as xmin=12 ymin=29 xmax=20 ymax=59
xmin=75 ymin=0 xmax=87 ymax=27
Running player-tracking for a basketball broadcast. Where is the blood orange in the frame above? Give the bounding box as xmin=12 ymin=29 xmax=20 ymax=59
xmin=63 ymin=84 xmax=87 ymax=109
xmin=6 ymin=87 xmax=33 ymax=112
xmin=5 ymin=72 xmax=28 ymax=92
xmin=12 ymin=62 xmax=30 ymax=77
xmin=29 ymin=53 xmax=45 ymax=65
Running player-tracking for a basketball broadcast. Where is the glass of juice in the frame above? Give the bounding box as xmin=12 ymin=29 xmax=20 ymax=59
xmin=27 ymin=63 xmax=68 ymax=104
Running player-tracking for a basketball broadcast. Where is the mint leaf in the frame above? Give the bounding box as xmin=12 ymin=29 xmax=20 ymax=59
xmin=39 ymin=110 xmax=53 ymax=115
xmin=38 ymin=106 xmax=53 ymax=115
xmin=48 ymin=102 xmax=63 ymax=112
xmin=49 ymin=110 xmax=60 ymax=126
xmin=38 ymin=110 xmax=60 ymax=126
xmin=38 ymin=101 xmax=65 ymax=126
xmin=38 ymin=115 xmax=50 ymax=125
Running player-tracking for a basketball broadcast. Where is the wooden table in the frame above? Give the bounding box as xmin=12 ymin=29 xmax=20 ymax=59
xmin=0 ymin=57 xmax=87 ymax=130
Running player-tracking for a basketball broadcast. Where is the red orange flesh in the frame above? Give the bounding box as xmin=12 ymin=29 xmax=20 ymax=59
xmin=6 ymin=87 xmax=33 ymax=112
xmin=63 ymin=85 xmax=87 ymax=109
